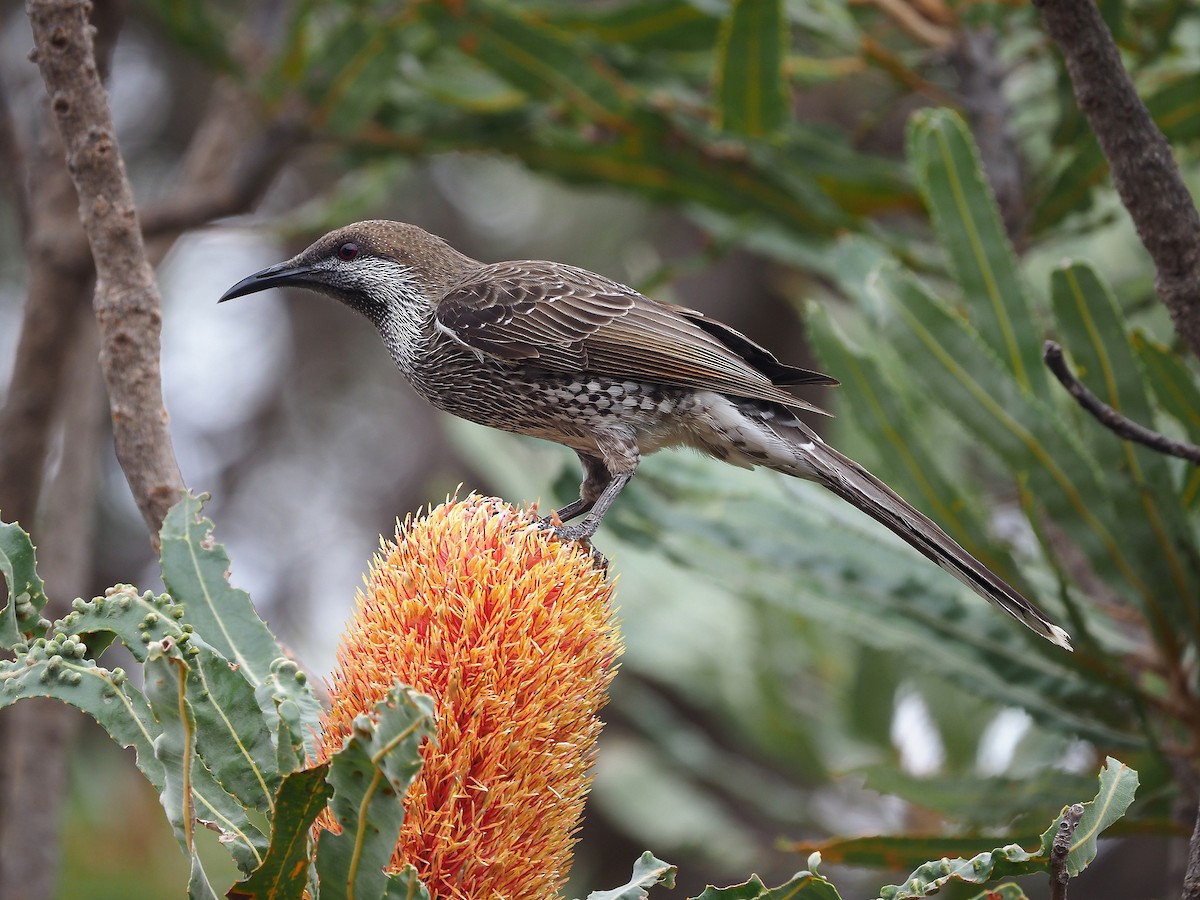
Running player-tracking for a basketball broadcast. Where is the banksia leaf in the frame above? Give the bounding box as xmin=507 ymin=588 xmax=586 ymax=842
xmin=318 ymin=495 xmax=622 ymax=900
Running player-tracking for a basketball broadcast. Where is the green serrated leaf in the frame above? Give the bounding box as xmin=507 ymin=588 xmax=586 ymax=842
xmin=584 ymin=851 xmax=677 ymax=899
xmin=790 ymin=834 xmax=1040 ymax=873
xmin=0 ymin=651 xmax=163 ymax=789
xmin=875 ymin=844 xmax=1041 ymax=900
xmin=187 ymin=634 xmax=281 ymax=814
xmin=159 ymin=495 xmax=279 ymax=686
xmin=383 ymin=865 xmax=432 ymax=899
xmin=144 ymin=639 xmax=220 ymax=900
xmin=227 ymin=764 xmax=333 ymax=900
xmin=715 ymin=0 xmax=788 ymax=137
xmin=907 ymin=108 xmax=1047 ymax=400
xmin=0 ymin=519 xmax=49 ymax=645
xmin=50 ymin=584 xmax=282 ymax=814
xmin=692 ymin=870 xmax=841 ymax=899
xmin=159 ymin=495 xmax=323 ymax=757
xmin=256 ymin=657 xmax=317 ymax=778
xmin=968 ymin=885 xmax=1028 ymax=900
xmin=316 ymin=684 xmax=436 ymax=900
xmin=1036 ymin=756 xmax=1138 ymax=877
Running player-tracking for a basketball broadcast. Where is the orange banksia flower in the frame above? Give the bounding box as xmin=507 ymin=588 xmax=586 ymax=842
xmin=318 ymin=495 xmax=622 ymax=900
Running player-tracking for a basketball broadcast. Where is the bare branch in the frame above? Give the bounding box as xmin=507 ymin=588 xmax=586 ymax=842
xmin=1050 ymin=802 xmax=1085 ymax=900
xmin=1183 ymin=794 xmax=1200 ymax=899
xmin=27 ymin=0 xmax=185 ymax=542
xmin=141 ymin=90 xmax=304 ymax=241
xmin=1044 ymin=341 xmax=1200 ymax=464
xmin=1035 ymin=0 xmax=1200 ymax=357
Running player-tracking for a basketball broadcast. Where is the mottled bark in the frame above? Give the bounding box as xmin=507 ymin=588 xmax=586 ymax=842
xmin=28 ymin=0 xmax=186 ymax=539
xmin=1036 ymin=0 xmax=1200 ymax=357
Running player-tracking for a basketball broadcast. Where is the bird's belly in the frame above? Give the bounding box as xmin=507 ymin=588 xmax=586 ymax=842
xmin=413 ymin=362 xmax=688 ymax=453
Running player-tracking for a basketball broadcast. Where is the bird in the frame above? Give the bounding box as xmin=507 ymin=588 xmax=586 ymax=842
xmin=219 ymin=220 xmax=1072 ymax=650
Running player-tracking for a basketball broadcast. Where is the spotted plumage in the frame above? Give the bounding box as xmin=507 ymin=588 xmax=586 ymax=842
xmin=219 ymin=220 xmax=1072 ymax=650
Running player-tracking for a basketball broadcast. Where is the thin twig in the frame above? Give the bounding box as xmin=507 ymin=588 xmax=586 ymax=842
xmin=1044 ymin=341 xmax=1200 ymax=464
xmin=1035 ymin=0 xmax=1200 ymax=357
xmin=1050 ymin=802 xmax=1085 ymax=900
xmin=28 ymin=0 xmax=185 ymax=542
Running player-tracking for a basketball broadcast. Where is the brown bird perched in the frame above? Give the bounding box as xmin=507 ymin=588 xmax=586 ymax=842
xmin=220 ymin=220 xmax=1071 ymax=650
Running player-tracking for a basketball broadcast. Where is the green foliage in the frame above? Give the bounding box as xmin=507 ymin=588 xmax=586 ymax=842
xmin=315 ymin=686 xmax=435 ymax=899
xmin=0 ymin=497 xmax=432 ymax=899
xmin=582 ymin=852 xmax=677 ymax=899
xmin=715 ymin=0 xmax=788 ymax=137
xmin=0 ymin=518 xmax=49 ymax=644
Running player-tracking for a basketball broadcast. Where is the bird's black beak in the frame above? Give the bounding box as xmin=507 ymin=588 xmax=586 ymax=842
xmin=218 ymin=262 xmax=317 ymax=303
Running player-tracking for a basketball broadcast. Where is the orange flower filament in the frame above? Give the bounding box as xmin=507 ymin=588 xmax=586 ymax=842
xmin=318 ymin=495 xmax=622 ymax=899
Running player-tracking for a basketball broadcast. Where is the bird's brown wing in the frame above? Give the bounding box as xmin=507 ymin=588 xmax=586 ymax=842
xmin=436 ymin=261 xmax=834 ymax=413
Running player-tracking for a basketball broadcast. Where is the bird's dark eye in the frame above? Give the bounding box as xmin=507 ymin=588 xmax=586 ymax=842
xmin=337 ymin=241 xmax=360 ymax=262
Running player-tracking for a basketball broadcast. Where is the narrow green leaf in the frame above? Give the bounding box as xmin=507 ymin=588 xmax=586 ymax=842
xmin=557 ymin=0 xmax=720 ymax=51
xmin=144 ymin=638 xmax=221 ymax=900
xmin=0 ymin=519 xmax=49 ymax=645
xmin=857 ymin=767 xmax=1097 ymax=831
xmin=715 ymin=0 xmax=789 ymax=137
xmin=1132 ymin=330 xmax=1200 ymax=508
xmin=584 ymin=852 xmax=677 ymax=899
xmin=421 ymin=0 xmax=631 ymax=125
xmin=907 ymin=108 xmax=1047 ymax=399
xmin=316 ymin=685 xmax=436 ymax=900
xmin=1036 ymin=756 xmax=1138 ymax=877
xmin=1049 ymin=262 xmax=1200 ymax=637
xmin=227 ymin=764 xmax=333 ymax=900
xmin=692 ymin=870 xmax=842 ymax=899
xmin=806 ymin=302 xmax=1020 ymax=577
xmin=1031 ymin=71 xmax=1200 ymax=233
xmin=869 ymin=263 xmax=1161 ymax=624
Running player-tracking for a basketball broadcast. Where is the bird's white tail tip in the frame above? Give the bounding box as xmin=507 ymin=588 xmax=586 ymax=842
xmin=1046 ymin=623 xmax=1074 ymax=652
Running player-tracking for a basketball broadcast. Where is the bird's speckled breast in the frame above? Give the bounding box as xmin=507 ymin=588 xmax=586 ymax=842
xmin=407 ymin=342 xmax=691 ymax=453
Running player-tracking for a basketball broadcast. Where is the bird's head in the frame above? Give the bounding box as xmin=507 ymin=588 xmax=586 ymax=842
xmin=218 ymin=220 xmax=477 ymax=325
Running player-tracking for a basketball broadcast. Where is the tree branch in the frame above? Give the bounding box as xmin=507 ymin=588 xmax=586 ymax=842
xmin=1035 ymin=0 xmax=1200 ymax=357
xmin=1044 ymin=341 xmax=1200 ymax=464
xmin=1050 ymin=802 xmax=1085 ymax=900
xmin=28 ymin=0 xmax=185 ymax=542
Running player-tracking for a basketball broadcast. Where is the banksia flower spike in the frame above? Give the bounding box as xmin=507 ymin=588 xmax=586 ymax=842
xmin=318 ymin=494 xmax=622 ymax=900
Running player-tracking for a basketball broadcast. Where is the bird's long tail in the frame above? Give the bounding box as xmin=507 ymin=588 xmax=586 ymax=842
xmin=758 ymin=417 xmax=1072 ymax=650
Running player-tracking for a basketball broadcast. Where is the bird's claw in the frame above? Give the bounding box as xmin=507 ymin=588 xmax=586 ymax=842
xmin=536 ymin=517 xmax=609 ymax=573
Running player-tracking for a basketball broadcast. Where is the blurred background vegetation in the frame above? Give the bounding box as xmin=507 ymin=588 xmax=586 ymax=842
xmin=2 ymin=0 xmax=1199 ymax=897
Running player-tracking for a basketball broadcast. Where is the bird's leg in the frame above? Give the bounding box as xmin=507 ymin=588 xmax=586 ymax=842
xmin=552 ymin=471 xmax=633 ymax=543
xmin=550 ymin=453 xmax=612 ymax=523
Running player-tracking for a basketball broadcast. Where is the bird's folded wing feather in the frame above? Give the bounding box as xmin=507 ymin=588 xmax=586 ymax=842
xmin=436 ymin=261 xmax=834 ymax=413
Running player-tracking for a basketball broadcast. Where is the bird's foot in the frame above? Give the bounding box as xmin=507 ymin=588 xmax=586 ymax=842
xmin=536 ymin=516 xmax=609 ymax=572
